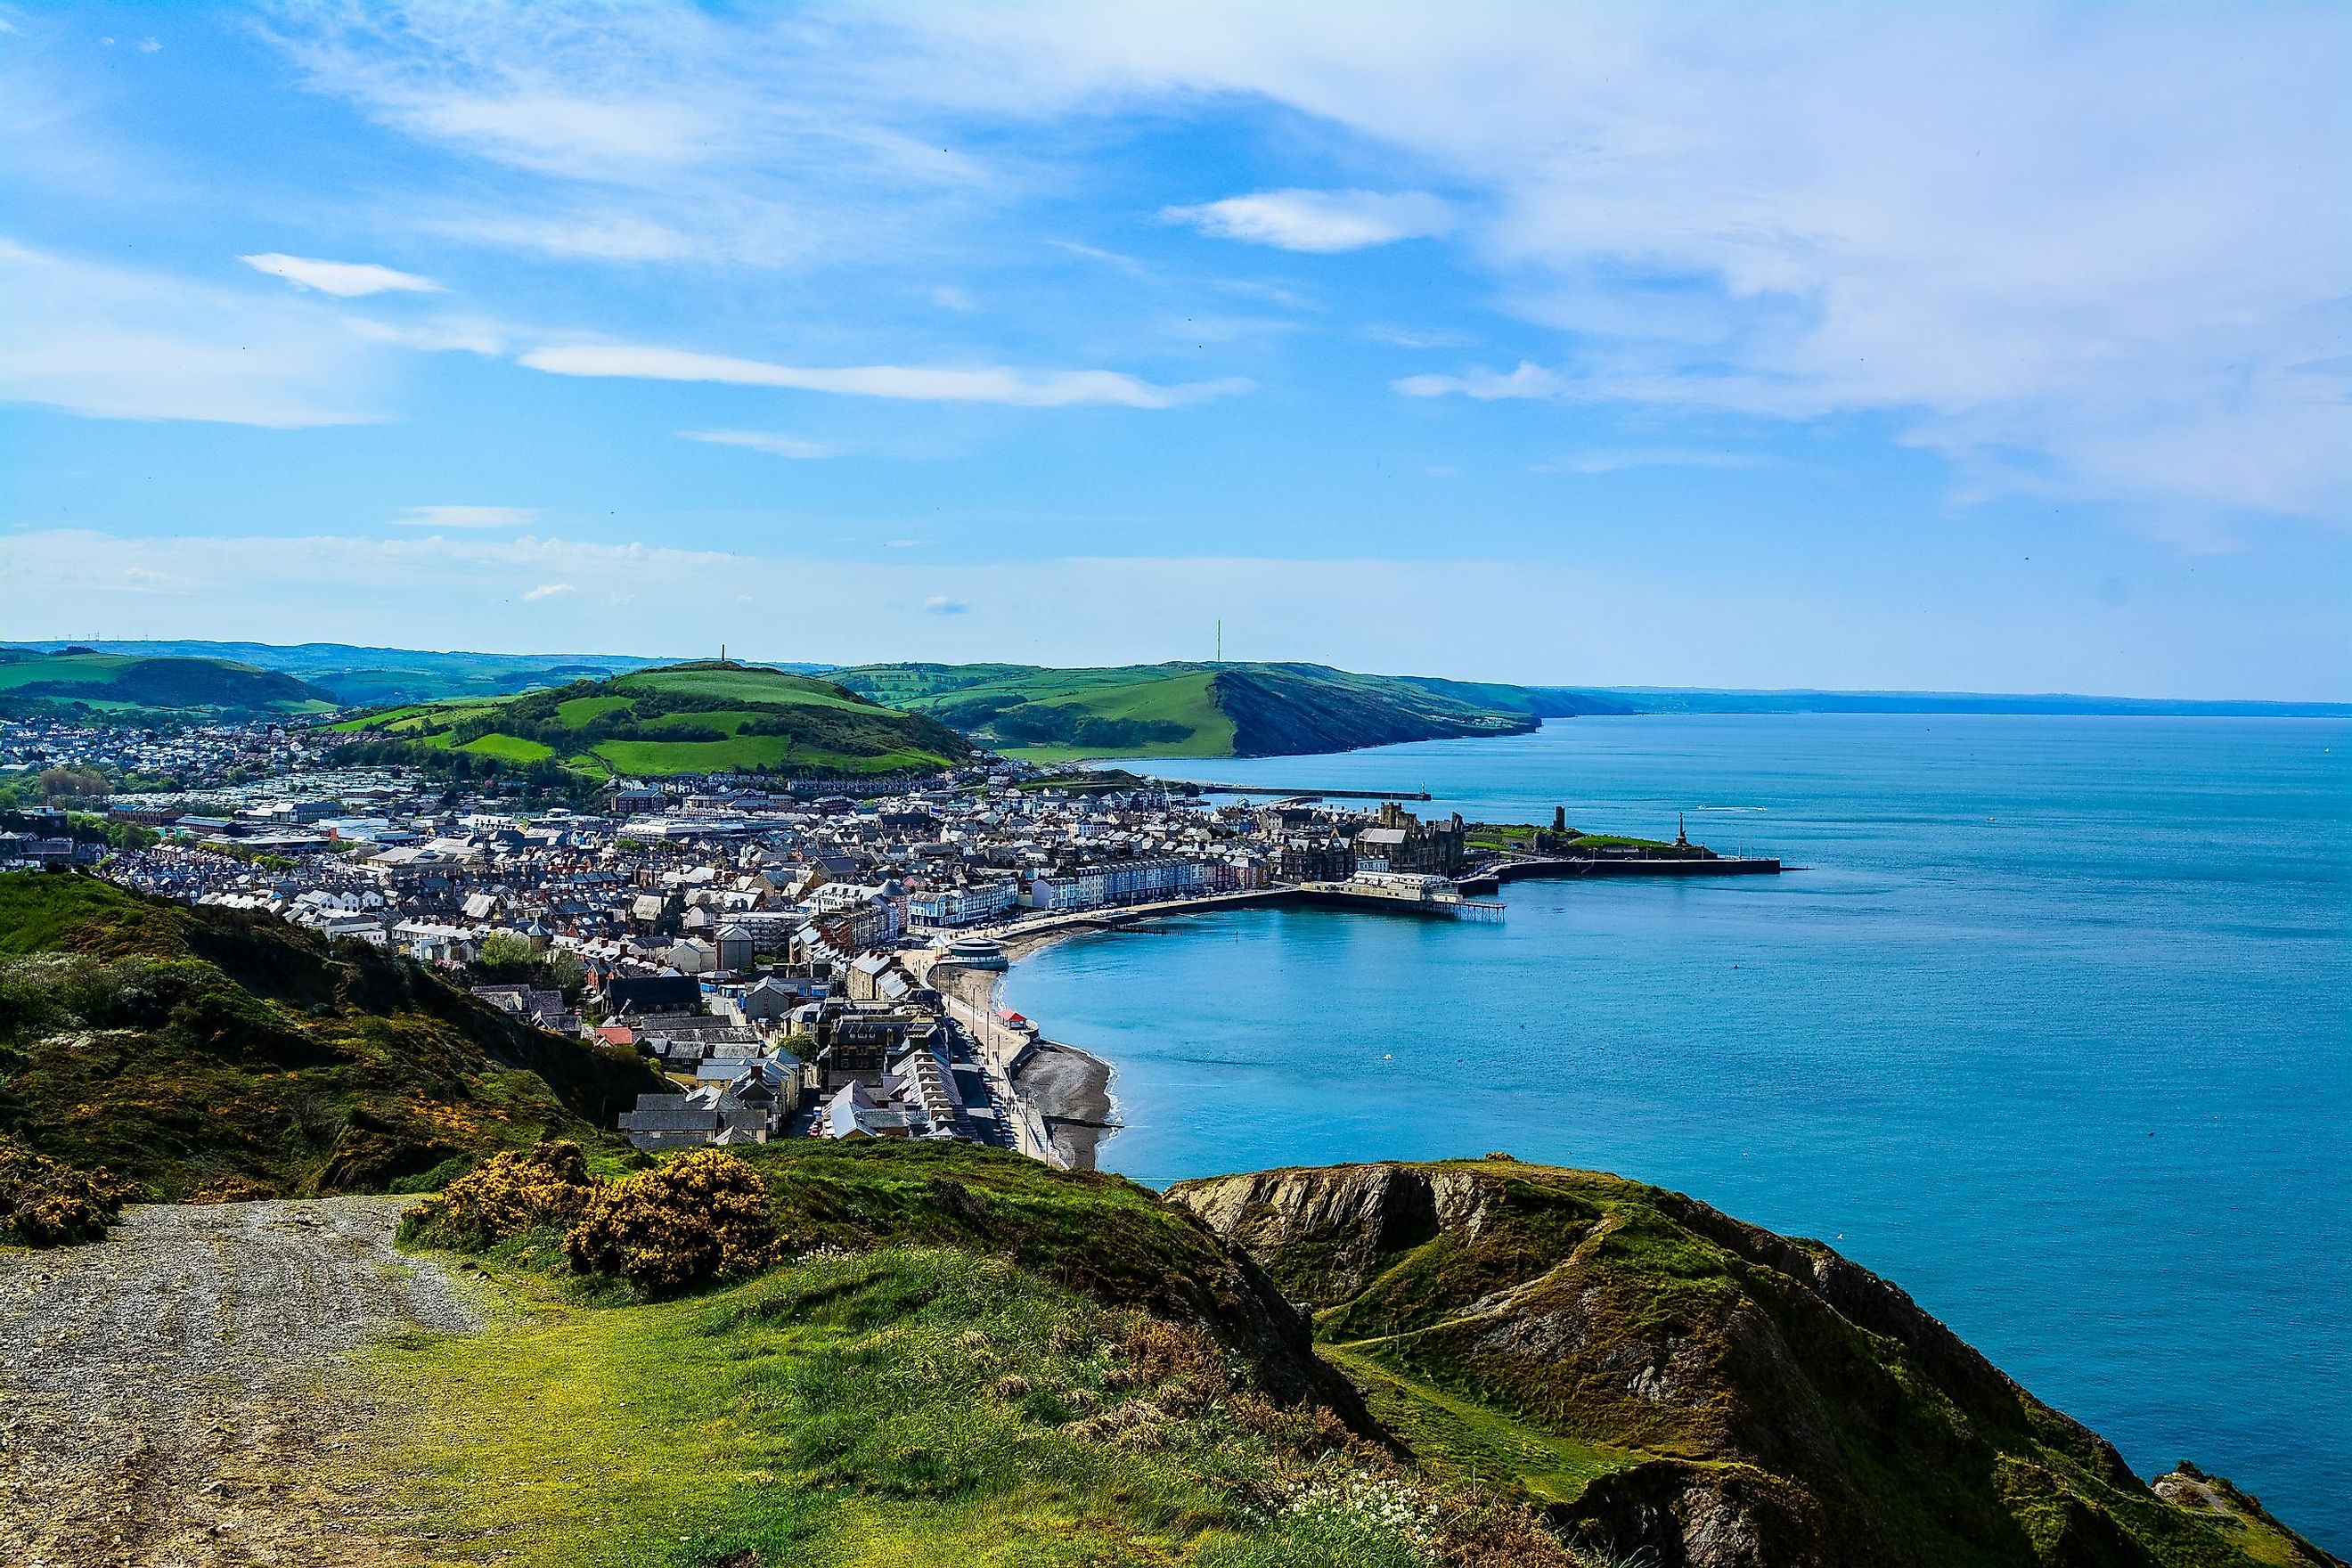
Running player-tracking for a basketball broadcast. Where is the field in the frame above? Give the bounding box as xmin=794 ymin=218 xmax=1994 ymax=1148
xmin=331 ymin=662 xmax=970 ymax=780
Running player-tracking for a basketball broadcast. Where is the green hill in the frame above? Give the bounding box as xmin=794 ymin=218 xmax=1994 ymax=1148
xmin=0 ymin=872 xmax=661 ymax=1209
xmin=1168 ymin=1160 xmax=2340 ymax=1568
xmin=0 ymin=649 xmax=335 ymax=720
xmin=331 ymin=661 xmax=972 ymax=780
xmin=834 ymin=661 xmax=1634 ymax=760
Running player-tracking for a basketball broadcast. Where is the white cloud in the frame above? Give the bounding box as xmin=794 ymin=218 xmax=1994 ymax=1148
xmin=235 ymin=4 xmax=2352 ymax=519
xmin=391 ymin=505 xmax=538 ymax=530
xmin=240 ymin=252 xmax=444 ymax=298
xmin=1394 ymin=361 xmax=1562 ymax=400
xmin=0 ymin=238 xmax=385 ymax=427
xmin=521 ymin=343 xmax=1247 ymax=409
xmin=1163 ymin=189 xmax=1454 ymax=252
xmin=681 ymin=429 xmax=842 ymax=461
xmin=522 ymin=582 xmax=575 ymax=601
xmin=902 ymin=3 xmax=2352 ymax=520
xmin=921 ymin=595 xmax=971 ymax=615
xmin=342 ymin=314 xmax=510 ymax=355
xmin=135 ymin=37 xmax=161 ymax=54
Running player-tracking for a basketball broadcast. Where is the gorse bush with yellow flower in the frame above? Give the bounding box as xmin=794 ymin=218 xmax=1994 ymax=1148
xmin=0 ymin=1133 xmax=136 ymax=1246
xmin=397 ymin=1140 xmax=599 ymax=1253
xmin=402 ymin=1141 xmax=780 ymax=1295
xmin=562 ymin=1147 xmax=781 ymax=1293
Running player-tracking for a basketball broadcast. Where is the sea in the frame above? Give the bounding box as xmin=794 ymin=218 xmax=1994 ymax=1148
xmin=1002 ymin=715 xmax=2352 ymax=1547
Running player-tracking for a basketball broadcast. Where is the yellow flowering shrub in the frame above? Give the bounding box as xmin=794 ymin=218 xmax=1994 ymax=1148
xmin=562 ymin=1147 xmax=778 ymax=1294
xmin=400 ymin=1140 xmax=596 ymax=1251
xmin=0 ymin=1135 xmax=136 ymax=1247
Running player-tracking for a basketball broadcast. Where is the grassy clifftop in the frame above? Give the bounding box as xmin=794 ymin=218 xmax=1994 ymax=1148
xmin=364 ymin=1144 xmax=2341 ymax=1567
xmin=0 ymin=873 xmax=661 ymax=1205
xmin=1168 ymin=1160 xmax=2339 ymax=1568
xmin=331 ymin=661 xmax=972 ymax=780
xmin=835 ymin=661 xmax=1629 ymax=760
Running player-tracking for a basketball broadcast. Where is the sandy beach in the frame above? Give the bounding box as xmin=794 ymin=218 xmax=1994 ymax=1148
xmin=927 ymin=926 xmax=1121 ymax=1169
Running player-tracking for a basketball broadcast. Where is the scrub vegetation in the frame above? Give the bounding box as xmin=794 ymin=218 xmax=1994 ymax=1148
xmin=0 ymin=873 xmax=661 ymax=1215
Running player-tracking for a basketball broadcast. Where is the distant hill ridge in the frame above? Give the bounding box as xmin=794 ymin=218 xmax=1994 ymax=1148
xmin=834 ymin=659 xmax=1636 ymax=760
xmin=0 ymin=649 xmax=332 ymax=719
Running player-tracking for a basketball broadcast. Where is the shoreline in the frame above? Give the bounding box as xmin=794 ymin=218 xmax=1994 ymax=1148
xmin=992 ymin=922 xmax=1120 ymax=1171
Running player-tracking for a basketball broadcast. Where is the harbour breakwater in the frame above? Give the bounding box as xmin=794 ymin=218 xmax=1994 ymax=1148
xmin=1457 ymin=852 xmax=1782 ymax=894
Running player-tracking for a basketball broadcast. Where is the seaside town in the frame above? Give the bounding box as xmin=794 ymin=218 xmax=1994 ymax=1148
xmin=1 ymin=709 xmax=1759 ymax=1170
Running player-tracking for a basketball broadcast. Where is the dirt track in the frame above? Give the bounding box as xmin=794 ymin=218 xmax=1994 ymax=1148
xmin=0 ymin=1196 xmax=475 ymax=1568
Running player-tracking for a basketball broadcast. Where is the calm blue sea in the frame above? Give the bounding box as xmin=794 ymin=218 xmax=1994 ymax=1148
xmin=1004 ymin=715 xmax=2352 ymax=1547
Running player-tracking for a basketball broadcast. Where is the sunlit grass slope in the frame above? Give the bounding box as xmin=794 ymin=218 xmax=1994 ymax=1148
xmin=331 ymin=662 xmax=970 ymax=780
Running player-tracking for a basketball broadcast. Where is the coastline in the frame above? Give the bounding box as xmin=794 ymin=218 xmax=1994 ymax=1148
xmin=927 ymin=923 xmax=1122 ymax=1170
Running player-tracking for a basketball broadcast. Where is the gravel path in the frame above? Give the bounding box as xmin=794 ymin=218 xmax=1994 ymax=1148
xmin=0 ymin=1196 xmax=478 ymax=1568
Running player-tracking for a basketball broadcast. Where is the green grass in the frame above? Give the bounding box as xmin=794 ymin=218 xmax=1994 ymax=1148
xmin=615 ymin=667 xmax=882 ymax=712
xmin=366 ymin=1248 xmax=1341 ymax=1567
xmin=1320 ymin=1343 xmax=1641 ymax=1505
xmin=457 ymin=733 xmax=557 ymax=764
xmin=555 ymin=694 xmax=633 ymax=725
xmin=336 ymin=663 xmax=968 ymax=779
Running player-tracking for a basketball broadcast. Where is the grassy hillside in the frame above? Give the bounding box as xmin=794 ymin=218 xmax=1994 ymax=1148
xmin=331 ymin=661 xmax=971 ymax=780
xmin=0 ymin=649 xmax=335 ymax=720
xmin=1169 ymin=1161 xmax=2340 ymax=1568
xmin=834 ymin=661 xmax=1622 ymax=760
xmin=370 ymin=1140 xmax=1571 ymax=1568
xmin=0 ymin=872 xmax=661 ymax=1205
xmin=357 ymin=1143 xmax=2341 ymax=1566
xmin=6 ymin=640 xmax=681 ymax=707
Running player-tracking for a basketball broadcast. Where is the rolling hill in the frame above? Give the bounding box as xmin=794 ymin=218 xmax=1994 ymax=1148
xmin=835 ymin=661 xmax=1635 ymax=760
xmin=0 ymin=649 xmax=335 ymax=720
xmin=4 ymin=640 xmax=689 ymax=707
xmin=0 ymin=872 xmax=661 ymax=1210
xmin=331 ymin=661 xmax=972 ymax=780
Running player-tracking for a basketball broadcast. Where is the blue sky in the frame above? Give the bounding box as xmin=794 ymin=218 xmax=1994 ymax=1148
xmin=1 ymin=2 xmax=2347 ymax=697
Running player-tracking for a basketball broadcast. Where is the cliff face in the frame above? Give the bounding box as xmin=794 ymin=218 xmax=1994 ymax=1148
xmin=1168 ymin=1160 xmax=2343 ymax=1568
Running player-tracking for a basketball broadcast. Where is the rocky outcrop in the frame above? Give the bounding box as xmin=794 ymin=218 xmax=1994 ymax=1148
xmin=1169 ymin=1160 xmax=2343 ymax=1568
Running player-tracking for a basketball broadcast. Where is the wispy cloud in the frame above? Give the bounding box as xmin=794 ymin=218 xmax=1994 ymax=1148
xmin=921 ymin=595 xmax=970 ymax=616
xmin=520 ymin=343 xmax=1248 ymax=409
xmin=681 ymin=429 xmax=841 ymax=461
xmin=0 ymin=239 xmax=385 ymax=427
xmin=392 ymin=504 xmax=537 ymax=530
xmin=522 ymin=582 xmax=575 ymax=601
xmin=1536 ymin=448 xmax=1776 ymax=475
xmin=1394 ymin=362 xmax=1563 ymax=400
xmin=1367 ymin=325 xmax=1472 ymax=350
xmin=241 ymin=253 xmax=444 ymax=298
xmin=1162 ymin=190 xmax=1454 ymax=252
